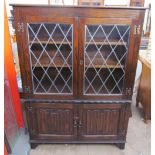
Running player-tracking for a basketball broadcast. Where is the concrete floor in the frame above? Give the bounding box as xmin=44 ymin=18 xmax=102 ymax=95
xmin=9 ymin=129 xmax=30 ymax=155
xmin=29 ymin=101 xmax=151 ymax=155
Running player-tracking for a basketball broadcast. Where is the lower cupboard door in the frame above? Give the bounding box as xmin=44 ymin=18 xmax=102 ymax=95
xmin=78 ymin=104 xmax=129 ymax=141
xmin=26 ymin=103 xmax=77 ymax=141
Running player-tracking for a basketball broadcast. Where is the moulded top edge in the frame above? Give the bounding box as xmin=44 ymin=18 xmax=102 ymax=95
xmin=9 ymin=4 xmax=147 ymax=10
xmin=22 ymin=99 xmax=132 ymax=104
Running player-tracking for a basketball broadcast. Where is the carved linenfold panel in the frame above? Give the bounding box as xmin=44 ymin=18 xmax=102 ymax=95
xmin=37 ymin=108 xmax=74 ymax=135
xmin=81 ymin=109 xmax=119 ymax=135
xmin=27 ymin=106 xmax=37 ymax=136
xmin=118 ymin=105 xmax=130 ymax=138
xmin=26 ymin=103 xmax=130 ymax=141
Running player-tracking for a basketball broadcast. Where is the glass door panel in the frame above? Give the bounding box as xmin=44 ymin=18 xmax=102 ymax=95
xmin=84 ymin=24 xmax=130 ymax=95
xmin=27 ymin=23 xmax=73 ymax=94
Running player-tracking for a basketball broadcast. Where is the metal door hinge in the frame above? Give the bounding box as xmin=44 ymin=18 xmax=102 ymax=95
xmin=134 ymin=25 xmax=141 ymax=35
xmin=125 ymin=88 xmax=132 ymax=96
xmin=80 ymin=60 xmax=84 ymax=65
xmin=25 ymin=86 xmax=30 ymax=93
xmin=17 ymin=22 xmax=24 ymax=32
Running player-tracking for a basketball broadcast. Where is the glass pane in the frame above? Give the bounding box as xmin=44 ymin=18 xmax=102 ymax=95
xmin=27 ymin=23 xmax=73 ymax=94
xmin=84 ymin=24 xmax=130 ymax=95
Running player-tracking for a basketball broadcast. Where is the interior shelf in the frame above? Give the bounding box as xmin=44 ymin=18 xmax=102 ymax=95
xmin=30 ymin=39 xmax=72 ymax=45
xmin=31 ymin=62 xmax=124 ymax=69
xmin=32 ymin=64 xmax=123 ymax=68
xmin=85 ymin=39 xmax=127 ymax=46
xmin=30 ymin=44 xmax=72 ymax=67
xmin=30 ymin=47 xmax=125 ymax=68
xmin=32 ymin=63 xmax=71 ymax=68
xmin=31 ymin=54 xmax=72 ymax=68
xmin=85 ymin=64 xmax=124 ymax=69
xmin=30 ymin=52 xmax=124 ymax=68
xmin=29 ymin=39 xmax=127 ymax=46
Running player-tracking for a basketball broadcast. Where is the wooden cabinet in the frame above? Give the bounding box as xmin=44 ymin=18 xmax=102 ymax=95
xmin=137 ymin=55 xmax=151 ymax=122
xmin=12 ymin=5 xmax=145 ymax=149
xmin=26 ymin=102 xmax=130 ymax=146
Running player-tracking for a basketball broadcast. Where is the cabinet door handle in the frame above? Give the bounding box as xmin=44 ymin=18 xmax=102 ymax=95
xmin=73 ymin=118 xmax=78 ymax=128
xmin=78 ymin=121 xmax=83 ymax=128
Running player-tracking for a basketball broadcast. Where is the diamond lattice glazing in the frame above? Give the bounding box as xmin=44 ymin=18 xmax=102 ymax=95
xmin=27 ymin=23 xmax=73 ymax=94
xmin=84 ymin=25 xmax=130 ymax=95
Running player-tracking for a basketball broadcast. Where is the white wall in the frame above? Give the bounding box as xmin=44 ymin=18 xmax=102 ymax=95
xmin=104 ymin=0 xmax=130 ymax=6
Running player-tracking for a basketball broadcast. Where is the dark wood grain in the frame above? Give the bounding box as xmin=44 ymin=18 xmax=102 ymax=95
xmin=13 ymin=6 xmax=145 ymax=149
xmin=26 ymin=102 xmax=130 ymax=149
xmin=26 ymin=103 xmax=77 ymax=140
xmin=79 ymin=104 xmax=121 ymax=140
xmin=136 ymin=59 xmax=151 ymax=122
xmin=13 ymin=6 xmax=145 ymax=100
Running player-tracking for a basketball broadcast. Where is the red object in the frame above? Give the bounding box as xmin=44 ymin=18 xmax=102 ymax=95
xmin=4 ymin=144 xmax=8 ymax=155
xmin=4 ymin=3 xmax=24 ymax=128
